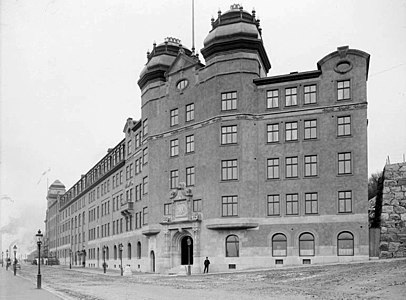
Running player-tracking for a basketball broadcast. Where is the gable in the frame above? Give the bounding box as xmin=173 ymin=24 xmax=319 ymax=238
xmin=166 ymin=53 xmax=198 ymax=76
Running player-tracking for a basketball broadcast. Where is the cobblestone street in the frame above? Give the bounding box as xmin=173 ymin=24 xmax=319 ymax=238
xmin=9 ymin=258 xmax=406 ymax=299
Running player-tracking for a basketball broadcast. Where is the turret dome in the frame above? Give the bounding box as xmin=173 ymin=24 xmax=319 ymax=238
xmin=138 ymin=37 xmax=193 ymax=90
xmin=201 ymin=4 xmax=271 ymax=73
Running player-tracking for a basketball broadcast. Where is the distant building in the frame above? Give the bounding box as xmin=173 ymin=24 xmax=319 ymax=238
xmin=45 ymin=5 xmax=370 ymax=273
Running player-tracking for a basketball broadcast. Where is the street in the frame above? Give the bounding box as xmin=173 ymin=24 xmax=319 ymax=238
xmin=2 ymin=258 xmax=406 ymax=300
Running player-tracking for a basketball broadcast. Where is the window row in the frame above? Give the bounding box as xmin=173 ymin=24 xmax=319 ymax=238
xmin=222 ymin=191 xmax=353 ymax=217
xmin=170 ymin=167 xmax=195 ymax=189
xmin=225 ymin=231 xmax=355 ymax=258
xmin=170 ymin=103 xmax=195 ymax=127
xmin=267 ymin=152 xmax=352 ymax=179
xmin=100 ymin=241 xmax=143 ymax=261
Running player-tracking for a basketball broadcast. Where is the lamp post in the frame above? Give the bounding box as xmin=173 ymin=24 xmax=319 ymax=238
xmin=36 ymin=229 xmax=43 ymax=289
xmin=69 ymin=249 xmax=72 ymax=269
xmin=6 ymin=250 xmax=9 ymax=270
xmin=102 ymin=246 xmax=107 ymax=274
xmin=13 ymin=245 xmax=17 ymax=276
xmin=118 ymin=243 xmax=123 ymax=276
xmin=187 ymin=237 xmax=191 ymax=276
xmin=1 ymin=251 xmax=3 ymax=267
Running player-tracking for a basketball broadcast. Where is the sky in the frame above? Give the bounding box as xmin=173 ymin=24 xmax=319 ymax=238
xmin=1 ymin=0 xmax=405 ymax=256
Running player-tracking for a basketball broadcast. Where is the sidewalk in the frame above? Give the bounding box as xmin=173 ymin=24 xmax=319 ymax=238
xmin=0 ymin=265 xmax=63 ymax=300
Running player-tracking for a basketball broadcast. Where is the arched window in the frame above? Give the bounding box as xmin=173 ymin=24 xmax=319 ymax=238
xmin=137 ymin=241 xmax=141 ymax=259
xmin=299 ymin=233 xmax=315 ymax=256
xmin=128 ymin=243 xmax=132 ymax=260
xmin=114 ymin=245 xmax=117 ymax=260
xmin=272 ymin=233 xmax=287 ymax=257
xmin=337 ymin=231 xmax=354 ymax=256
xmin=225 ymin=235 xmax=239 ymax=257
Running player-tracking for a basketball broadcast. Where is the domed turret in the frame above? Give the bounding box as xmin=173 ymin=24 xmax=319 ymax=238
xmin=138 ymin=37 xmax=193 ymax=90
xmin=201 ymin=4 xmax=271 ymax=73
xmin=47 ymin=180 xmax=66 ymax=203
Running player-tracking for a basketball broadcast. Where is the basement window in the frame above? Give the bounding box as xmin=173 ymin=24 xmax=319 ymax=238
xmin=228 ymin=264 xmax=236 ymax=269
xmin=302 ymin=259 xmax=311 ymax=265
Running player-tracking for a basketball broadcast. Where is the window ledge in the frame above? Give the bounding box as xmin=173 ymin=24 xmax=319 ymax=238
xmin=207 ymin=223 xmax=259 ymax=230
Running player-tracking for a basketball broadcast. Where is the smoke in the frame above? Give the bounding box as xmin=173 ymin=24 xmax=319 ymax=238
xmin=0 ymin=217 xmax=20 ymax=234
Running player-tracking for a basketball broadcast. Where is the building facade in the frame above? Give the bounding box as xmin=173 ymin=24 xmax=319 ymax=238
xmin=45 ymin=5 xmax=370 ymax=273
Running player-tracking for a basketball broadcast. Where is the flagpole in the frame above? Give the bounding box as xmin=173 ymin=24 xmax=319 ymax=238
xmin=191 ymin=0 xmax=195 ymax=54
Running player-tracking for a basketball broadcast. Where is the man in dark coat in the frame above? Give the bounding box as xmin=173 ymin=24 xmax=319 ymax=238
xmin=203 ymin=257 xmax=210 ymax=273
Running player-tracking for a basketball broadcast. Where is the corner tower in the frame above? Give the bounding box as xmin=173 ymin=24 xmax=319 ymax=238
xmin=201 ymin=4 xmax=271 ymax=76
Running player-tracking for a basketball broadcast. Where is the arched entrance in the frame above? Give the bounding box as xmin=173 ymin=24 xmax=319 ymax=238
xmin=150 ymin=251 xmax=155 ymax=273
xmin=181 ymin=236 xmax=193 ymax=265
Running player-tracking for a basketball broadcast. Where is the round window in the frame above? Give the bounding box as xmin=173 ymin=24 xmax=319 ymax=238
xmin=176 ymin=79 xmax=188 ymax=90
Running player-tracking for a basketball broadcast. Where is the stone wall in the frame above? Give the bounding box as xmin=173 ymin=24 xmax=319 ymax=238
xmin=380 ymin=162 xmax=406 ymax=258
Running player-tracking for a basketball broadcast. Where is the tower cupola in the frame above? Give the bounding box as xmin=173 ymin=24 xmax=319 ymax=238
xmin=138 ymin=37 xmax=194 ymax=90
xmin=201 ymin=4 xmax=271 ymax=74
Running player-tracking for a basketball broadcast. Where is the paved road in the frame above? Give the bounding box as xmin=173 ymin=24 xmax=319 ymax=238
xmin=0 ymin=265 xmax=62 ymax=300
xmin=4 ymin=259 xmax=406 ymax=299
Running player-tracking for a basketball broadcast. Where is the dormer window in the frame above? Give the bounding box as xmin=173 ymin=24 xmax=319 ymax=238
xmin=176 ymin=79 xmax=188 ymax=90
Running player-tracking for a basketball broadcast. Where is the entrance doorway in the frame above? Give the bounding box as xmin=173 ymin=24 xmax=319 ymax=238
xmin=150 ymin=251 xmax=155 ymax=272
xmin=181 ymin=236 xmax=193 ymax=265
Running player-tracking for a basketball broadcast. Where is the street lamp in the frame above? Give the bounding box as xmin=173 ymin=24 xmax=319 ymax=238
xmin=69 ymin=249 xmax=72 ymax=269
xmin=13 ymin=245 xmax=17 ymax=276
xmin=6 ymin=250 xmax=9 ymax=270
xmin=1 ymin=251 xmax=3 ymax=267
xmin=118 ymin=243 xmax=123 ymax=276
xmin=102 ymin=246 xmax=107 ymax=274
xmin=36 ymin=229 xmax=43 ymax=289
xmin=187 ymin=237 xmax=191 ymax=276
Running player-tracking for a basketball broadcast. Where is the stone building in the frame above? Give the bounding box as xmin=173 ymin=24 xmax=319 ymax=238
xmin=46 ymin=5 xmax=370 ymax=273
xmin=379 ymin=162 xmax=406 ymax=258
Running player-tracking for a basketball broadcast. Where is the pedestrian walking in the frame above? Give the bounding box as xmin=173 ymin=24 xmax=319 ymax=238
xmin=203 ymin=257 xmax=210 ymax=273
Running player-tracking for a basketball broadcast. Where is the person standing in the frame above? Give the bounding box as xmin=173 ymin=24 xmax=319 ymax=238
xmin=203 ymin=257 xmax=210 ymax=273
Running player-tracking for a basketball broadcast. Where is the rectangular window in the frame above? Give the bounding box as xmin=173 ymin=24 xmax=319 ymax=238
xmin=304 ymin=155 xmax=317 ymax=177
xmin=338 ymin=116 xmax=351 ymax=136
xmin=127 ymin=139 xmax=132 ymax=154
xmin=142 ymin=207 xmax=148 ymax=225
xmin=143 ymin=119 xmax=148 ymax=136
xmin=143 ymin=176 xmax=148 ymax=194
xmin=170 ymin=108 xmax=179 ymax=126
xmin=221 ymin=125 xmax=237 ymax=145
xmin=186 ymin=103 xmax=195 ymax=122
xmin=285 ymin=87 xmax=297 ymax=106
xmin=305 ymin=193 xmax=318 ymax=214
xmin=338 ymin=152 xmax=352 ymax=174
xmin=267 ymin=124 xmax=279 ymax=143
xmin=304 ymin=120 xmax=317 ymax=140
xmin=337 ymin=80 xmax=350 ymax=100
xmin=286 ymin=193 xmax=299 ymax=215
xmin=143 ymin=147 xmax=148 ymax=164
xmin=186 ymin=166 xmax=195 ymax=186
xmin=164 ymin=203 xmax=172 ymax=216
xmin=338 ymin=191 xmax=352 ymax=213
xmin=267 ymin=158 xmax=280 ymax=179
xmin=170 ymin=139 xmax=179 ymax=157
xmin=286 ymin=156 xmax=298 ymax=178
xmin=193 ymin=199 xmax=202 ymax=212
xmin=186 ymin=135 xmax=194 ymax=153
xmin=135 ymin=133 xmax=140 ymax=148
xmin=170 ymin=170 xmax=179 ymax=189
xmin=222 ymin=196 xmax=238 ymax=217
xmin=267 ymin=195 xmax=280 ymax=216
xmin=221 ymin=91 xmax=237 ymax=111
xmin=285 ymin=121 xmax=298 ymax=141
xmin=221 ymin=159 xmax=238 ymax=181
xmin=267 ymin=89 xmax=279 ymax=108
xmin=304 ymin=85 xmax=317 ymax=104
